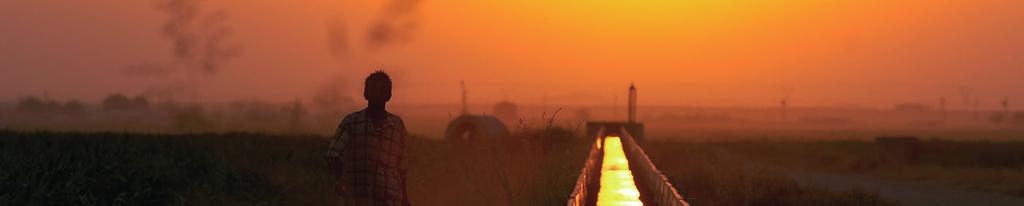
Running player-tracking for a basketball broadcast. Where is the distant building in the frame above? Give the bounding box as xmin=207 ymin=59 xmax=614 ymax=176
xmin=444 ymin=81 xmax=511 ymax=141
xmin=445 ymin=115 xmax=511 ymax=141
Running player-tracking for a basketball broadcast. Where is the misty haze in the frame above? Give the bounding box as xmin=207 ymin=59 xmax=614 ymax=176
xmin=2 ymin=0 xmax=1024 ymax=206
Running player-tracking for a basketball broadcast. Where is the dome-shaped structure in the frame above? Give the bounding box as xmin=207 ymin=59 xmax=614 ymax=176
xmin=445 ymin=115 xmax=511 ymax=141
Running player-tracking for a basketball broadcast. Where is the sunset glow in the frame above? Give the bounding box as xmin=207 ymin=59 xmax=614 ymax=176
xmin=2 ymin=0 xmax=1022 ymax=108
xmin=4 ymin=1 xmax=1024 ymax=205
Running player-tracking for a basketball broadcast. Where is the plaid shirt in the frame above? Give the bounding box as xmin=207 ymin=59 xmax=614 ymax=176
xmin=326 ymin=109 xmax=408 ymax=204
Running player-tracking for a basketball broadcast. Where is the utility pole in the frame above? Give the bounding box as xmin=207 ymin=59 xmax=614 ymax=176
xmin=1002 ymin=97 xmax=1010 ymax=114
xmin=781 ymin=98 xmax=788 ymax=121
xmin=780 ymin=87 xmax=793 ymax=122
xmin=542 ymin=95 xmax=548 ymax=115
xmin=628 ymin=83 xmax=637 ymax=123
xmin=461 ymin=80 xmax=468 ymax=115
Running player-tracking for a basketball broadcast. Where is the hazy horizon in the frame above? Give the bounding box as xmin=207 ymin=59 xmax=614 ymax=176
xmin=3 ymin=0 xmax=1023 ymax=109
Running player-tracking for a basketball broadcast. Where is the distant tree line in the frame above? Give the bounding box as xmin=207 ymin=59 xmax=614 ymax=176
xmin=990 ymin=112 xmax=1024 ymax=125
xmin=16 ymin=97 xmax=84 ymax=115
xmin=101 ymin=94 xmax=151 ymax=111
xmin=15 ymin=93 xmax=157 ymax=116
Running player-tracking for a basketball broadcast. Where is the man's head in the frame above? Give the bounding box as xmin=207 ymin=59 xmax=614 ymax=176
xmin=363 ymin=70 xmax=392 ymax=103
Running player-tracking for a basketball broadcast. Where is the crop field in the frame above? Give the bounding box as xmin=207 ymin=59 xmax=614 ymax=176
xmin=643 ymin=130 xmax=1024 ymax=206
xmin=644 ymin=141 xmax=898 ymax=206
xmin=714 ymin=139 xmax=1024 ymax=197
xmin=0 ymin=130 xmax=589 ymax=205
xmin=6 ymin=128 xmax=1024 ymax=206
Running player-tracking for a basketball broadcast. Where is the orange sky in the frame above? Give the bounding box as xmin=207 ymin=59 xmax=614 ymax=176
xmin=1 ymin=0 xmax=1022 ymax=109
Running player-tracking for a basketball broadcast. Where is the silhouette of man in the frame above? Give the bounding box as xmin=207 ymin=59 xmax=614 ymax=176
xmin=326 ymin=71 xmax=410 ymax=206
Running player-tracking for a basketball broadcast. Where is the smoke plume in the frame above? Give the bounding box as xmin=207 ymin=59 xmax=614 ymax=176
xmin=158 ymin=0 xmax=241 ymax=74
xmin=120 ymin=0 xmax=241 ymax=102
xmin=365 ymin=0 xmax=421 ymax=49
xmin=327 ymin=18 xmax=351 ymax=60
xmin=312 ymin=75 xmax=356 ymax=115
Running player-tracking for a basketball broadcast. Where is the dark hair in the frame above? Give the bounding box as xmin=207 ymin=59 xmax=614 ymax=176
xmin=364 ymin=70 xmax=392 ymax=102
xmin=365 ymin=70 xmax=392 ymax=88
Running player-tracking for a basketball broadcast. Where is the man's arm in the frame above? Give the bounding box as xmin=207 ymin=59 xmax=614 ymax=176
xmin=325 ymin=119 xmax=351 ymax=174
xmin=396 ymin=117 xmax=411 ymax=206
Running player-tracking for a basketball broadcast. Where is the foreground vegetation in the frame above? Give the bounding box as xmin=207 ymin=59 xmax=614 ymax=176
xmin=712 ymin=139 xmax=1024 ymax=197
xmin=19 ymin=128 xmax=1016 ymax=205
xmin=0 ymin=130 xmax=588 ymax=205
xmin=645 ymin=142 xmax=900 ymax=206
